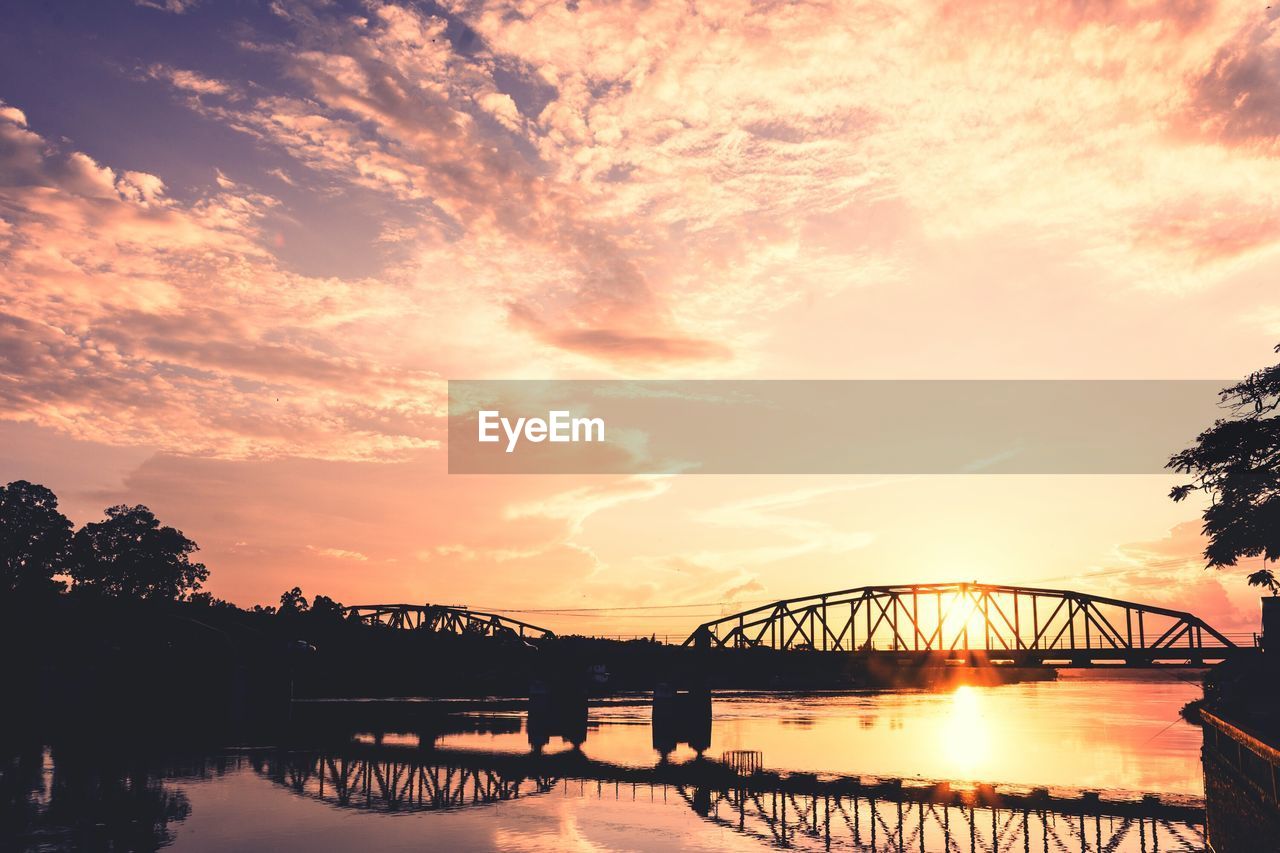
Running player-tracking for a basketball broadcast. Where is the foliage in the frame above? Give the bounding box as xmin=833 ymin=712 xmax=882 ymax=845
xmin=0 ymin=480 xmax=72 ymax=595
xmin=279 ymin=586 xmax=309 ymax=614
xmin=277 ymin=589 xmax=349 ymax=625
xmin=188 ymin=591 xmax=237 ymax=610
xmin=1247 ymin=568 xmax=1280 ymax=596
xmin=69 ymin=505 xmax=208 ymax=602
xmin=311 ymin=593 xmax=345 ymax=620
xmin=1169 ymin=344 xmax=1280 ymax=574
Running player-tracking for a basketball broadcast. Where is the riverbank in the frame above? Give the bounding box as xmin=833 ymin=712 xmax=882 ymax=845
xmin=2 ymin=592 xmax=1065 ymax=733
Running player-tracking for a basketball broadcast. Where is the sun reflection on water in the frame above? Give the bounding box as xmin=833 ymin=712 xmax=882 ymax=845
xmin=941 ymin=684 xmax=992 ymax=778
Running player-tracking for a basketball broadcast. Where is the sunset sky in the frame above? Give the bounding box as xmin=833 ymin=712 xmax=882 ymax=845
xmin=3 ymin=0 xmax=1280 ymax=636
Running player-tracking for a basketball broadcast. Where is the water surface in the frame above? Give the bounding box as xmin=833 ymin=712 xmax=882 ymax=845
xmin=9 ymin=673 xmax=1208 ymax=851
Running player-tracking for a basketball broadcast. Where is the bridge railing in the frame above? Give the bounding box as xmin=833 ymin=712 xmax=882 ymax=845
xmin=844 ymin=631 xmax=1259 ymax=652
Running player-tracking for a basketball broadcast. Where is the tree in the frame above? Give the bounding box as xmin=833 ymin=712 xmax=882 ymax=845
xmin=279 ymin=586 xmax=309 ymax=614
xmin=1248 ymin=568 xmax=1280 ymax=596
xmin=1169 ymin=344 xmax=1280 ymax=579
xmin=189 ymin=591 xmax=236 ymax=610
xmin=310 ymin=593 xmax=345 ymax=620
xmin=0 ymin=480 xmax=72 ymax=595
xmin=69 ymin=505 xmax=208 ymax=602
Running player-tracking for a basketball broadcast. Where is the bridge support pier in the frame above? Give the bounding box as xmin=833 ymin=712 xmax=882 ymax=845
xmin=652 ymin=682 xmax=712 ymax=758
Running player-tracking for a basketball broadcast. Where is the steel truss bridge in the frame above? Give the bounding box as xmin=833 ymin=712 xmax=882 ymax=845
xmin=344 ymin=603 xmax=555 ymax=641
xmin=256 ymin=743 xmax=1206 ymax=851
xmin=685 ymin=582 xmax=1251 ymax=665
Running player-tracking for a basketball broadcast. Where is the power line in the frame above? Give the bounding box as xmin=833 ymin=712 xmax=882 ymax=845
xmin=475 ymin=611 xmax=730 ymax=619
xmin=470 ymin=597 xmax=775 ymax=614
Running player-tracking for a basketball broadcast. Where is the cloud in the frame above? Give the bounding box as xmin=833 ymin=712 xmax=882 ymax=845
xmin=505 ymin=476 xmax=671 ymax=536
xmin=146 ymin=64 xmax=234 ymax=98
xmin=179 ymin=7 xmax=730 ymax=365
xmin=12 ymin=0 xmax=1280 ymax=466
xmin=0 ymin=105 xmax=441 ymax=460
xmin=464 ymin=0 xmax=1280 ymax=291
xmin=1076 ymin=520 xmax=1262 ymax=634
xmin=1186 ymin=9 xmax=1280 ymax=148
xmin=723 ymin=577 xmax=765 ymax=601
xmin=0 ymin=104 xmax=27 ymax=126
xmin=506 ymin=303 xmax=731 ymax=363
xmin=307 ymin=545 xmax=369 ymax=561
xmin=135 ymin=0 xmax=200 ymax=13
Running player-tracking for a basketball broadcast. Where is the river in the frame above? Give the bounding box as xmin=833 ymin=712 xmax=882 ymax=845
xmin=5 ymin=672 xmax=1211 ymax=851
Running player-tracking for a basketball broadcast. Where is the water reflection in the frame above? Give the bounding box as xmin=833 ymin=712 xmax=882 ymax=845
xmin=686 ymin=788 xmax=1204 ymax=852
xmin=0 ymin=677 xmax=1245 ymax=851
xmin=254 ymin=749 xmax=560 ymax=813
xmin=939 ymin=685 xmax=991 ymax=778
xmin=251 ymin=738 xmax=1207 ymax=852
xmin=427 ymin=677 xmax=1206 ymax=795
xmin=1 ymin=743 xmax=191 ymax=851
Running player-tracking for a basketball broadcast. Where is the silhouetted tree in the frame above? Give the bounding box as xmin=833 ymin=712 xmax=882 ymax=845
xmin=1169 ymin=343 xmax=1280 ymax=580
xmin=310 ymin=593 xmax=344 ymax=620
xmin=188 ymin=591 xmax=236 ymax=610
xmin=0 ymin=480 xmax=72 ymax=595
xmin=1248 ymin=567 xmax=1280 ymax=596
xmin=279 ymin=586 xmax=309 ymax=614
xmin=69 ymin=505 xmax=208 ymax=602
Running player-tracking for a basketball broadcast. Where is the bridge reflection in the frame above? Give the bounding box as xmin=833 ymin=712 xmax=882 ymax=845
xmin=256 ymin=749 xmax=560 ymax=813
xmin=682 ymin=787 xmax=1204 ymax=852
xmin=255 ymin=733 xmax=1208 ymax=851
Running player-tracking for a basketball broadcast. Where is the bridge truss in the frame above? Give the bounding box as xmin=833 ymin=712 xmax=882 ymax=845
xmin=685 ymin=582 xmax=1248 ymax=665
xmin=344 ymin=603 xmax=555 ymax=641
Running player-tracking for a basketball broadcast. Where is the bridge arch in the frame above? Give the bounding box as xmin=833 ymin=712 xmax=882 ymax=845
xmin=344 ymin=603 xmax=555 ymax=641
xmin=684 ymin=582 xmax=1248 ymax=665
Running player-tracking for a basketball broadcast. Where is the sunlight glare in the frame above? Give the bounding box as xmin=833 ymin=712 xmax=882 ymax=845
xmin=940 ymin=685 xmax=992 ymax=778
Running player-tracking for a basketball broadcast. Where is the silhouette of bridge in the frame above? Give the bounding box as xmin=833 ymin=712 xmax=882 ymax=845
xmin=685 ymin=582 xmax=1252 ymax=666
xmin=344 ymin=603 xmax=555 ymax=640
xmin=345 ymin=582 xmax=1254 ymax=667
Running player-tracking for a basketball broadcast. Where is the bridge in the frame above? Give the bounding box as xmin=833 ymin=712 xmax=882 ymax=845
xmin=342 ymin=583 xmax=1254 ymax=667
xmin=684 ymin=582 xmax=1251 ymax=666
xmin=344 ymin=603 xmax=555 ymax=641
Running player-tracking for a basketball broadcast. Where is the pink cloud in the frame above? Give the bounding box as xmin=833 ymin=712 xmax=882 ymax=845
xmin=1081 ymin=520 xmax=1267 ymax=636
xmin=9 ymin=0 xmax=1280 ymax=618
xmin=1185 ymin=10 xmax=1280 ymax=149
xmin=0 ymin=106 xmax=440 ymax=460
